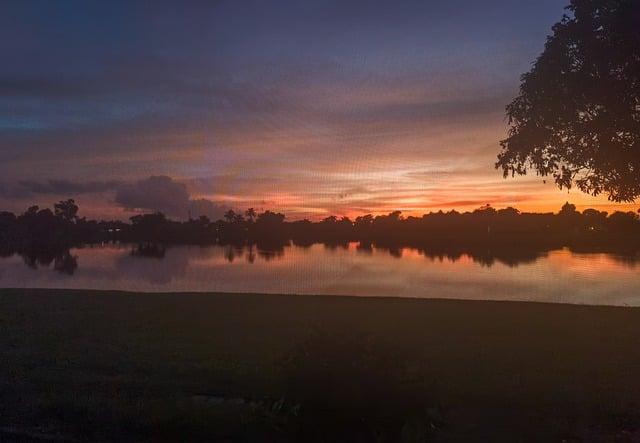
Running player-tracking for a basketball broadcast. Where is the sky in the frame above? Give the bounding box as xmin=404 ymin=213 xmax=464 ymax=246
xmin=0 ymin=0 xmax=637 ymax=221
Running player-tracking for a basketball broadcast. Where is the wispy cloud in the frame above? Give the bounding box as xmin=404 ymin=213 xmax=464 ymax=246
xmin=2 ymin=0 xmax=634 ymax=219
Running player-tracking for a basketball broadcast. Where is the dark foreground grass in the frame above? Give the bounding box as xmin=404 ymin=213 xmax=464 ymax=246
xmin=1 ymin=288 xmax=640 ymax=442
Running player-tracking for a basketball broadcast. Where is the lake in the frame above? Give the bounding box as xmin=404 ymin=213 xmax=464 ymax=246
xmin=1 ymin=242 xmax=639 ymax=306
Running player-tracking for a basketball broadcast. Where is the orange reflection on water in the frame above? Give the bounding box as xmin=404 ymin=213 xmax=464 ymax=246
xmin=0 ymin=244 xmax=638 ymax=306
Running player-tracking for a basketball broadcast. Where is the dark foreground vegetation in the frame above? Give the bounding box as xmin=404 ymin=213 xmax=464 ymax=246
xmin=2 ymin=200 xmax=640 ymax=261
xmin=1 ymin=289 xmax=639 ymax=442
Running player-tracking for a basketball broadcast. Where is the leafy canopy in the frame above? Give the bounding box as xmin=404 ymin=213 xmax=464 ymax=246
xmin=497 ymin=0 xmax=640 ymax=202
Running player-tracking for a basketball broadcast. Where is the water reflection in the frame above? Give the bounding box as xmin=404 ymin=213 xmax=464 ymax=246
xmin=21 ymin=249 xmax=79 ymax=275
xmin=130 ymin=243 xmax=166 ymax=259
xmin=0 ymin=242 xmax=638 ymax=306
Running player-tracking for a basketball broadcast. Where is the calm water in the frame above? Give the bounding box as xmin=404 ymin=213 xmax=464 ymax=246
xmin=1 ymin=243 xmax=639 ymax=306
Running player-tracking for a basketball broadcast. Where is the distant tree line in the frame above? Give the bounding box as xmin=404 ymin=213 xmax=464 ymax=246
xmin=1 ymin=200 xmax=639 ymax=256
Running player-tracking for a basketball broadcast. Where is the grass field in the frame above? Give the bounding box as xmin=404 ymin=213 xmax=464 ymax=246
xmin=1 ymin=288 xmax=640 ymax=441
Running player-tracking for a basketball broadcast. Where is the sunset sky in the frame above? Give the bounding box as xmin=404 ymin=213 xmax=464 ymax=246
xmin=1 ymin=0 xmax=637 ymax=221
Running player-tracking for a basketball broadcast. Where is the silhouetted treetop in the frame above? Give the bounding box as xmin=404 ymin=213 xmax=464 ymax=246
xmin=54 ymin=199 xmax=79 ymax=222
xmin=256 ymin=210 xmax=285 ymax=225
xmin=224 ymin=209 xmax=237 ymax=223
xmin=560 ymin=201 xmax=578 ymax=215
xmin=497 ymin=0 xmax=640 ymax=202
xmin=245 ymin=208 xmax=257 ymax=223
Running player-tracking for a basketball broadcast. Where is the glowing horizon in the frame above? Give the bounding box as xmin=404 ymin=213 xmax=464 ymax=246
xmin=1 ymin=1 xmax=637 ymax=221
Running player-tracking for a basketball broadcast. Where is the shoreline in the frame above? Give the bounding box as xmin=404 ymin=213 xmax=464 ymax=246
xmin=2 ymin=286 xmax=639 ymax=309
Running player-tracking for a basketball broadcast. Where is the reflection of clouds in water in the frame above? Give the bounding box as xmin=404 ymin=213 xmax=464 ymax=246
xmin=88 ymin=244 xmax=289 ymax=286
xmin=0 ymin=254 xmax=23 ymax=281
xmin=114 ymin=250 xmax=190 ymax=285
xmin=82 ymin=245 xmax=227 ymax=285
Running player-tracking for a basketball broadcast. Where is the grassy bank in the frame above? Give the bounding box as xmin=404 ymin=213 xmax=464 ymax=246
xmin=1 ymin=288 xmax=639 ymax=441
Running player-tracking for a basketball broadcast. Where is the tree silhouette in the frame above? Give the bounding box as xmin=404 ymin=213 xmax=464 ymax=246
xmin=224 ymin=209 xmax=236 ymax=223
xmin=245 ymin=207 xmax=256 ymax=223
xmin=559 ymin=201 xmax=578 ymax=216
xmin=233 ymin=213 xmax=245 ymax=224
xmin=322 ymin=215 xmax=338 ymax=224
xmin=355 ymin=214 xmax=374 ymax=227
xmin=54 ymin=199 xmax=79 ymax=222
xmin=497 ymin=207 xmax=520 ymax=217
xmin=497 ymin=0 xmax=640 ymax=202
xmin=256 ymin=210 xmax=285 ymax=226
xmin=26 ymin=205 xmax=39 ymax=216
